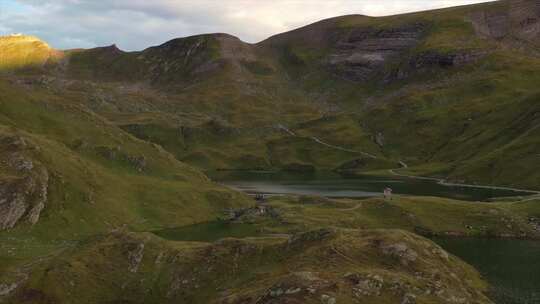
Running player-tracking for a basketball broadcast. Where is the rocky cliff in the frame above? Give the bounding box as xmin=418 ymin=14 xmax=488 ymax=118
xmin=327 ymin=23 xmax=427 ymax=81
xmin=469 ymin=0 xmax=540 ymax=44
xmin=0 ymin=134 xmax=48 ymax=230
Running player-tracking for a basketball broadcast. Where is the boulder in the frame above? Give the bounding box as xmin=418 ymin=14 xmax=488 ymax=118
xmin=381 ymin=242 xmax=419 ymax=266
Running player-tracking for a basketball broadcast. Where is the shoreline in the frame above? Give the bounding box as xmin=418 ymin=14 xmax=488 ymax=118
xmin=389 ymin=168 xmax=540 ymax=195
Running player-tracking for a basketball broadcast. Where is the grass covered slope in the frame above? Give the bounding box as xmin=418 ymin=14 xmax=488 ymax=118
xmin=5 ymin=191 xmax=536 ymax=303
xmin=0 ymin=76 xmax=252 ymax=280
xmin=0 ymin=74 xmax=253 ymax=300
xmin=2 ymin=0 xmax=532 ymax=189
xmin=260 ymin=195 xmax=540 ymax=239
xmin=4 ymin=229 xmax=492 ymax=304
xmin=359 ymin=49 xmax=540 ymax=189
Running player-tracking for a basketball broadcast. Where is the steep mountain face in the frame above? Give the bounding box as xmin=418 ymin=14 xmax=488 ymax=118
xmin=4 ymin=0 xmax=539 ymax=190
xmin=261 ymin=15 xmax=432 ymax=82
xmin=66 ymin=33 xmax=263 ymax=86
xmin=470 ymin=0 xmax=540 ymax=44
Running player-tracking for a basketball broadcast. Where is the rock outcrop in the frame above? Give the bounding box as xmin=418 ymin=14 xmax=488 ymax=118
xmin=0 ymin=135 xmax=49 ymax=230
xmin=327 ymin=24 xmax=427 ymax=81
xmin=392 ymin=49 xmax=488 ymax=80
xmin=469 ymin=0 xmax=540 ymax=44
xmin=510 ymin=0 xmax=540 ymax=41
xmin=4 ymin=229 xmax=492 ymax=304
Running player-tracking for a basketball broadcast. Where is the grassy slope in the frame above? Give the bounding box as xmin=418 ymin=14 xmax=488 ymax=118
xmin=8 ymin=190 xmax=539 ymax=303
xmin=263 ymin=195 xmax=540 ymax=239
xmin=360 ymin=49 xmax=540 ymax=188
xmin=4 ymin=229 xmax=491 ymax=304
xmin=0 ymin=77 xmax=252 ymax=280
xmin=0 ymin=69 xmax=512 ymax=302
xmin=282 ymin=1 xmax=540 ymax=189
xmin=25 ymin=0 xmax=534 ymax=190
xmin=0 ymin=78 xmax=251 ymax=232
xmin=5 ymin=190 xmax=540 ymax=303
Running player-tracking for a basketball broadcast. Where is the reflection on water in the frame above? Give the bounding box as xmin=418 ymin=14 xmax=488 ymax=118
xmin=209 ymin=171 xmax=531 ymax=201
xmin=433 ymin=237 xmax=540 ymax=304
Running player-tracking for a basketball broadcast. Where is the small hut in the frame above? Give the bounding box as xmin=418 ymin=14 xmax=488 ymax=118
xmin=383 ymin=187 xmax=393 ymax=200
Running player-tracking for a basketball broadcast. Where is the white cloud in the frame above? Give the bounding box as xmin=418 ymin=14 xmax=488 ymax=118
xmin=0 ymin=0 xmax=495 ymax=50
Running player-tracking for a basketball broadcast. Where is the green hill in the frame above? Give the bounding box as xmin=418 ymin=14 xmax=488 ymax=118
xmin=1 ymin=0 xmax=540 ymax=303
xmin=3 ymin=0 xmax=535 ymax=189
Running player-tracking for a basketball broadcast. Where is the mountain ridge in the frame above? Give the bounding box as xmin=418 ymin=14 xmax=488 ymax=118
xmin=2 ymin=0 xmax=539 ymax=190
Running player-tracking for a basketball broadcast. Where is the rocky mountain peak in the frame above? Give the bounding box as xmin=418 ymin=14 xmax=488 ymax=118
xmin=0 ymin=34 xmax=60 ymax=70
xmin=0 ymin=34 xmax=51 ymax=48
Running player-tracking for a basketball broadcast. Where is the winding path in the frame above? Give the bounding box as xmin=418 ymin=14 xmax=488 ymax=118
xmin=337 ymin=203 xmax=364 ymax=211
xmin=310 ymin=136 xmax=378 ymax=158
xmin=277 ymin=124 xmax=377 ymax=158
xmin=390 ymin=162 xmax=540 ymax=195
xmin=277 ymin=124 xmax=540 ymax=197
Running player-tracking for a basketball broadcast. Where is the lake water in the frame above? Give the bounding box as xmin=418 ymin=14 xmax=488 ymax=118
xmin=433 ymin=237 xmax=540 ymax=304
xmin=209 ymin=171 xmax=532 ymax=201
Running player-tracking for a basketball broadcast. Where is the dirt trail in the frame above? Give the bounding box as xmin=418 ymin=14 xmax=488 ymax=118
xmin=390 ymin=162 xmax=540 ymax=195
xmin=337 ymin=203 xmax=364 ymax=211
xmin=277 ymin=124 xmax=377 ymax=158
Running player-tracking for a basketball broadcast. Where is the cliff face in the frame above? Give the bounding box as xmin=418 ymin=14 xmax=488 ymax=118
xmin=0 ymin=134 xmax=48 ymax=230
xmin=469 ymin=0 xmax=540 ymax=44
xmin=510 ymin=0 xmax=540 ymax=41
xmin=327 ymin=23 xmax=427 ymax=81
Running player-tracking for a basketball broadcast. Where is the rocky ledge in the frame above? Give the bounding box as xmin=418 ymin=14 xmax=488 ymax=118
xmin=326 ymin=23 xmax=427 ymax=81
xmin=0 ymin=134 xmax=49 ymax=230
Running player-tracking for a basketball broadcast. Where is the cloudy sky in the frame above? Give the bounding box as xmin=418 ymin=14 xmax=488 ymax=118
xmin=0 ymin=0 xmax=493 ymax=51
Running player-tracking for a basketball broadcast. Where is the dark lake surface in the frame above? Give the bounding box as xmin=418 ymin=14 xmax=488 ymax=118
xmin=433 ymin=237 xmax=540 ymax=304
xmin=209 ymin=171 xmax=533 ymax=202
